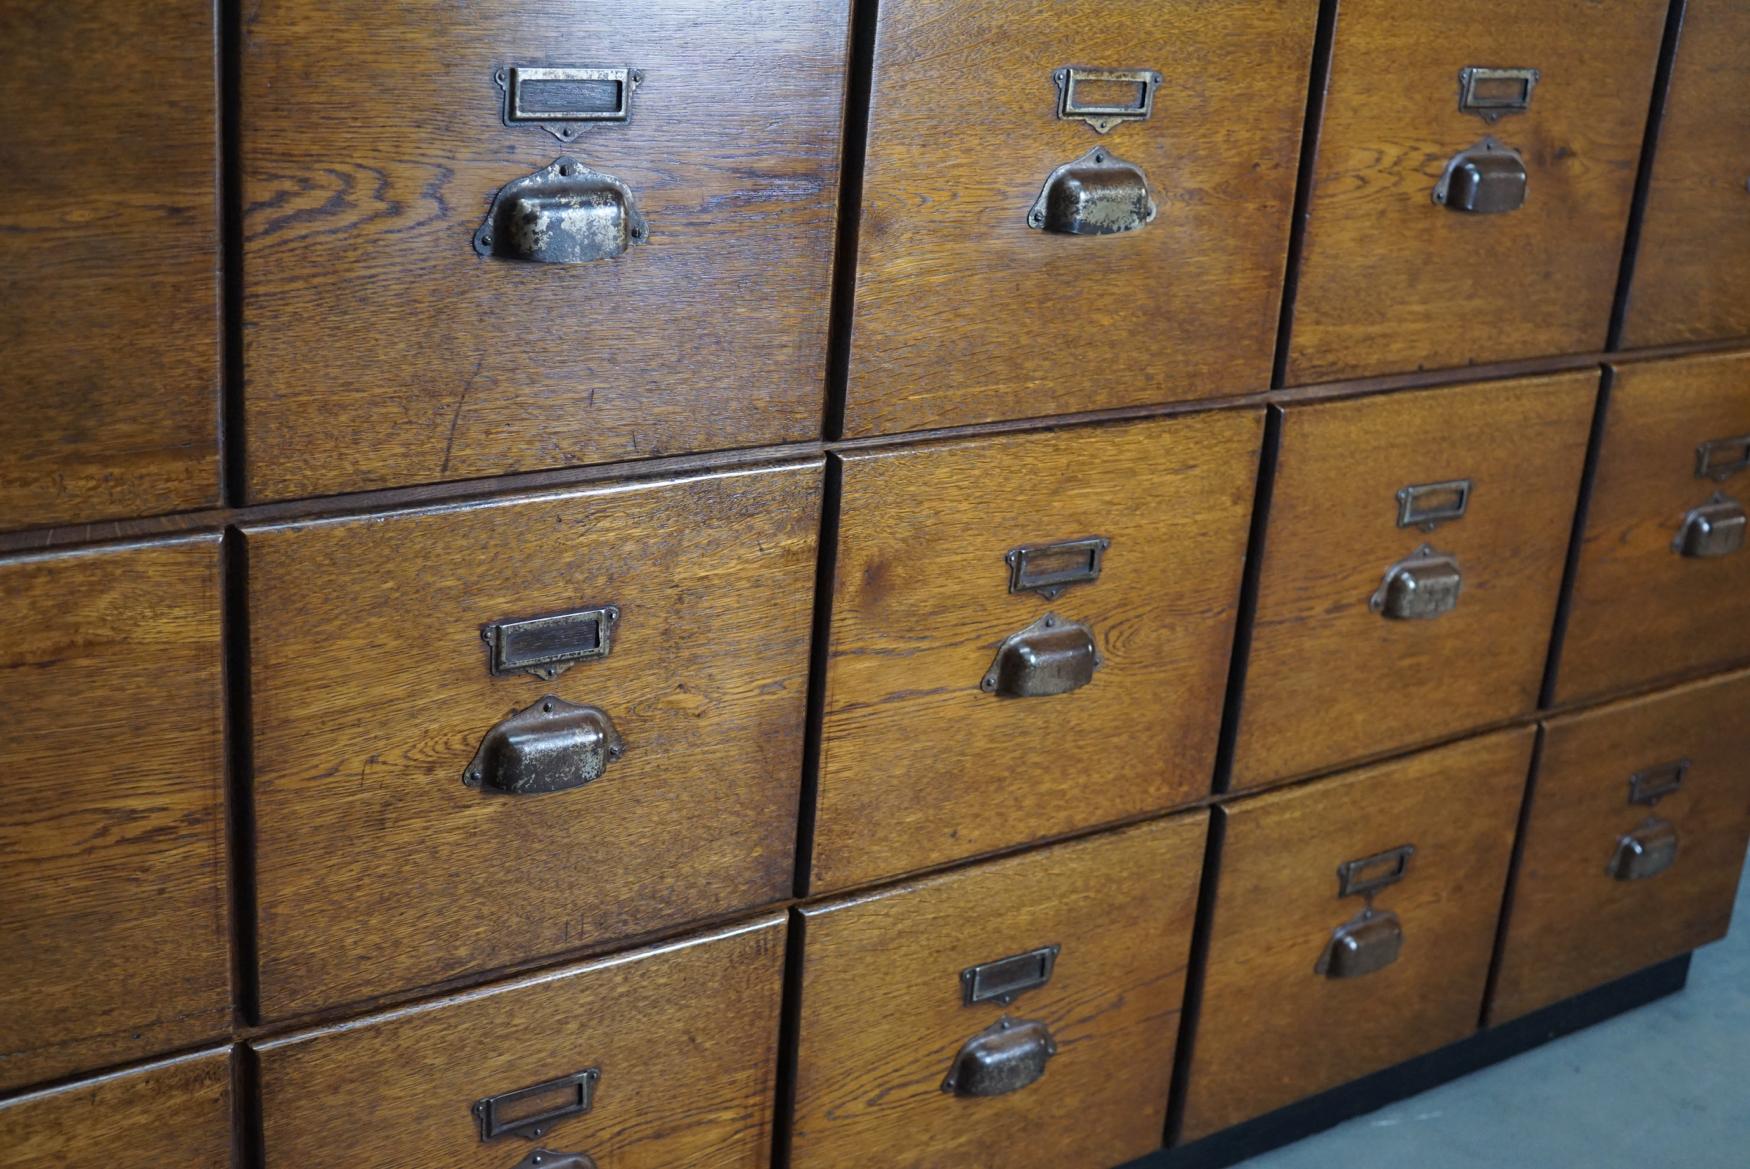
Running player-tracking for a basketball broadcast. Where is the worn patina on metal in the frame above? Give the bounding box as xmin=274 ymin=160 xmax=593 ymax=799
xmin=1028 ymin=147 xmax=1156 ymax=235
xmin=941 ymin=1017 xmax=1059 ymax=1097
xmin=474 ymin=157 xmax=648 ymax=263
xmin=1371 ymin=544 xmax=1463 ymax=620
xmin=464 ymin=696 xmax=624 ymax=795
xmin=981 ymin=613 xmax=1101 ymax=697
xmin=1433 ymin=138 xmax=1528 ymax=214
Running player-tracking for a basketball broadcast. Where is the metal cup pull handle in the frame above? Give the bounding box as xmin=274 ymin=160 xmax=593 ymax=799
xmin=981 ymin=613 xmax=1102 ymax=698
xmin=511 ymin=1152 xmax=597 ymax=1169
xmin=1028 ymin=146 xmax=1156 ymax=235
xmin=1370 ymin=545 xmax=1462 ymax=620
xmin=464 ymin=697 xmax=624 ymax=795
xmin=1610 ymin=819 xmax=1679 ymax=881
xmin=1316 ymin=907 xmax=1405 ymax=979
xmin=1675 ymin=495 xmax=1746 ymax=559
xmin=474 ymin=156 xmax=648 ymax=263
xmin=941 ymin=1017 xmax=1058 ymax=1098
xmin=1433 ymin=138 xmax=1527 ymax=214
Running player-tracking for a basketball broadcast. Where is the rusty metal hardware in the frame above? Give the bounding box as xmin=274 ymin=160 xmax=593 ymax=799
xmin=496 ymin=66 xmax=642 ymax=141
xmin=1006 ymin=537 xmax=1110 ymax=600
xmin=1695 ymin=434 xmax=1750 ymax=482
xmin=1457 ymin=66 xmax=1540 ymax=122
xmin=474 ymin=157 xmax=647 ymax=263
xmin=1610 ymin=819 xmax=1679 ymax=881
xmin=464 ymin=698 xmax=624 ymax=796
xmin=473 ymin=1068 xmax=599 ymax=1141
xmin=1433 ymin=138 xmax=1527 ymax=214
xmin=981 ymin=613 xmax=1101 ymax=698
xmin=1053 ymin=66 xmax=1163 ymax=133
xmin=941 ymin=1017 xmax=1057 ymax=1097
xmin=1317 ymin=907 xmax=1405 ymax=979
xmin=962 ymin=945 xmax=1061 ymax=1007
xmin=1028 ymin=147 xmax=1156 ymax=235
xmin=1370 ymin=545 xmax=1462 ymax=620
xmin=1675 ymin=494 xmax=1746 ymax=558
xmin=1397 ymin=479 xmax=1472 ymax=531
xmin=1337 ymin=844 xmax=1416 ymax=899
xmin=1629 ymin=759 xmax=1688 ymax=807
xmin=510 ymin=1152 xmax=596 ymax=1169
xmin=482 ymin=605 xmax=619 ymax=680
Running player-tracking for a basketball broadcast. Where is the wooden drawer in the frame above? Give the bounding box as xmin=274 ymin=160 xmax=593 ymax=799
xmin=0 ymin=0 xmax=218 ymax=530
xmin=1554 ymin=351 xmax=1750 ymax=704
xmin=1177 ymin=729 xmax=1531 ymax=1141
xmin=245 ymin=464 xmax=819 ymax=1020
xmin=792 ymin=816 xmax=1206 ymax=1169
xmin=1229 ymin=374 xmax=1594 ymax=790
xmin=0 ymin=1048 xmax=231 ymax=1169
xmin=839 ymin=0 xmax=1316 ymax=437
xmin=1285 ymin=0 xmax=1667 ymax=383
xmin=0 ymin=538 xmax=229 ymax=1092
xmin=257 ymin=915 xmax=785 ymax=1169
xmin=812 ymin=414 xmax=1261 ymax=893
xmin=1490 ymin=669 xmax=1750 ymax=1025
xmin=1620 ymin=0 xmax=1750 ymax=348
xmin=240 ymin=1 xmax=850 ymax=502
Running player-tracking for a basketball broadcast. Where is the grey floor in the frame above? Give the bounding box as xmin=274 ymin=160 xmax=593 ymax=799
xmin=1239 ymin=858 xmax=1750 ymax=1169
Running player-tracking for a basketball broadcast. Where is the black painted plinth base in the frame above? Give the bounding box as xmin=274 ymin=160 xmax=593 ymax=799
xmin=1125 ymin=953 xmax=1692 ymax=1169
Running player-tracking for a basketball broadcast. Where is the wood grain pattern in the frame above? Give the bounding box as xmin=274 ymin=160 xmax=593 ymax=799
xmin=0 ymin=1047 xmax=231 ymax=1169
xmin=1554 ymin=351 xmax=1750 ymax=704
xmin=1285 ymin=0 xmax=1667 ymax=383
xmin=0 ymin=0 xmax=219 ymax=531
xmin=841 ymin=0 xmax=1316 ymax=437
xmin=792 ymin=816 xmax=1206 ymax=1169
xmin=1230 ymin=373 xmax=1595 ymax=790
xmin=1490 ymin=669 xmax=1750 ymax=1025
xmin=245 ymin=464 xmax=820 ymax=1020
xmin=257 ymin=915 xmax=786 ymax=1169
xmin=0 ymin=537 xmax=229 ymax=1093
xmin=1620 ymin=0 xmax=1750 ymax=348
xmin=813 ymin=413 xmax=1262 ymax=893
xmin=241 ymin=0 xmax=849 ymax=502
xmin=1178 ymin=728 xmax=1532 ymax=1141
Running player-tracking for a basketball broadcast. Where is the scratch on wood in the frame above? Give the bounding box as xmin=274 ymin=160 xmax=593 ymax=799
xmin=439 ymin=358 xmax=484 ymax=475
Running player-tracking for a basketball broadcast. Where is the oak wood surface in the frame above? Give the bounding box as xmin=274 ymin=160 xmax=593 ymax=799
xmin=813 ymin=412 xmax=1262 ymax=893
xmin=1230 ymin=373 xmax=1595 ymax=790
xmin=0 ymin=537 xmax=230 ymax=1093
xmin=1286 ymin=0 xmax=1667 ymax=383
xmin=0 ymin=0 xmax=219 ymax=531
xmin=792 ymin=816 xmax=1207 ymax=1169
xmin=1621 ymin=0 xmax=1750 ymax=348
xmin=1178 ymin=728 xmax=1533 ymax=1141
xmin=245 ymin=464 xmax=819 ymax=1020
xmin=241 ymin=0 xmax=849 ymax=502
xmin=1554 ymin=351 xmax=1750 ymax=704
xmin=1490 ymin=669 xmax=1750 ymax=1025
xmin=257 ymin=915 xmax=786 ymax=1169
xmin=0 ymin=1048 xmax=231 ymax=1169
xmin=841 ymin=0 xmax=1316 ymax=436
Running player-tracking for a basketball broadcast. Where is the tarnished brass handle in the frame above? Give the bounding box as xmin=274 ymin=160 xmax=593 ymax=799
xmin=1370 ymin=545 xmax=1462 ymax=620
xmin=941 ymin=1017 xmax=1058 ymax=1098
xmin=1317 ymin=907 xmax=1405 ymax=979
xmin=981 ymin=614 xmax=1101 ymax=698
xmin=511 ymin=1151 xmax=596 ymax=1169
xmin=1433 ymin=137 xmax=1527 ymax=213
xmin=464 ymin=697 xmax=624 ymax=795
xmin=1027 ymin=146 xmax=1156 ymax=235
xmin=1674 ymin=494 xmax=1746 ymax=559
xmin=1610 ymin=819 xmax=1679 ymax=881
xmin=474 ymin=156 xmax=648 ymax=263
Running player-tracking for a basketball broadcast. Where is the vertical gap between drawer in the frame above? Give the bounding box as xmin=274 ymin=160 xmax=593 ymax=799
xmin=234 ymin=1042 xmax=263 ymax=1169
xmin=770 ymin=909 xmax=809 ymax=1169
xmin=1537 ymin=366 xmax=1613 ymax=709
xmin=223 ymin=528 xmax=262 ymax=1027
xmin=793 ymin=456 xmax=844 ymax=897
xmin=821 ymin=0 xmax=880 ymax=441
xmin=1164 ymin=806 xmax=1228 ymax=1148
xmin=1606 ymin=0 xmax=1689 ymax=351
xmin=1269 ymin=0 xmax=1340 ymax=389
xmin=220 ymin=0 xmax=247 ymax=503
xmin=1211 ymin=406 xmax=1283 ymax=794
xmin=1480 ymin=723 xmax=1547 ymax=1031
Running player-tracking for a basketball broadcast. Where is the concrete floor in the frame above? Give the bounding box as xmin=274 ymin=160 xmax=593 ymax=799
xmin=1239 ymin=857 xmax=1750 ymax=1169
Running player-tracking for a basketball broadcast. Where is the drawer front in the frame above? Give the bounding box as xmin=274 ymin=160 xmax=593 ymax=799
xmin=1555 ymin=351 xmax=1750 ymax=703
xmin=1285 ymin=0 xmax=1668 ymax=383
xmin=258 ymin=916 xmax=785 ymax=1169
xmin=241 ymin=1 xmax=850 ymax=502
xmin=0 ymin=0 xmax=219 ymax=530
xmin=813 ymin=414 xmax=1261 ymax=893
xmin=792 ymin=816 xmax=1206 ymax=1169
xmin=0 ymin=538 xmax=229 ymax=1092
xmin=1490 ymin=669 xmax=1750 ymax=1025
xmin=0 ymin=1048 xmax=231 ymax=1169
xmin=840 ymin=0 xmax=1316 ymax=437
xmin=246 ymin=464 xmax=819 ymax=1019
xmin=1178 ymin=729 xmax=1531 ymax=1141
xmin=1231 ymin=374 xmax=1594 ymax=790
xmin=1621 ymin=0 xmax=1750 ymax=348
